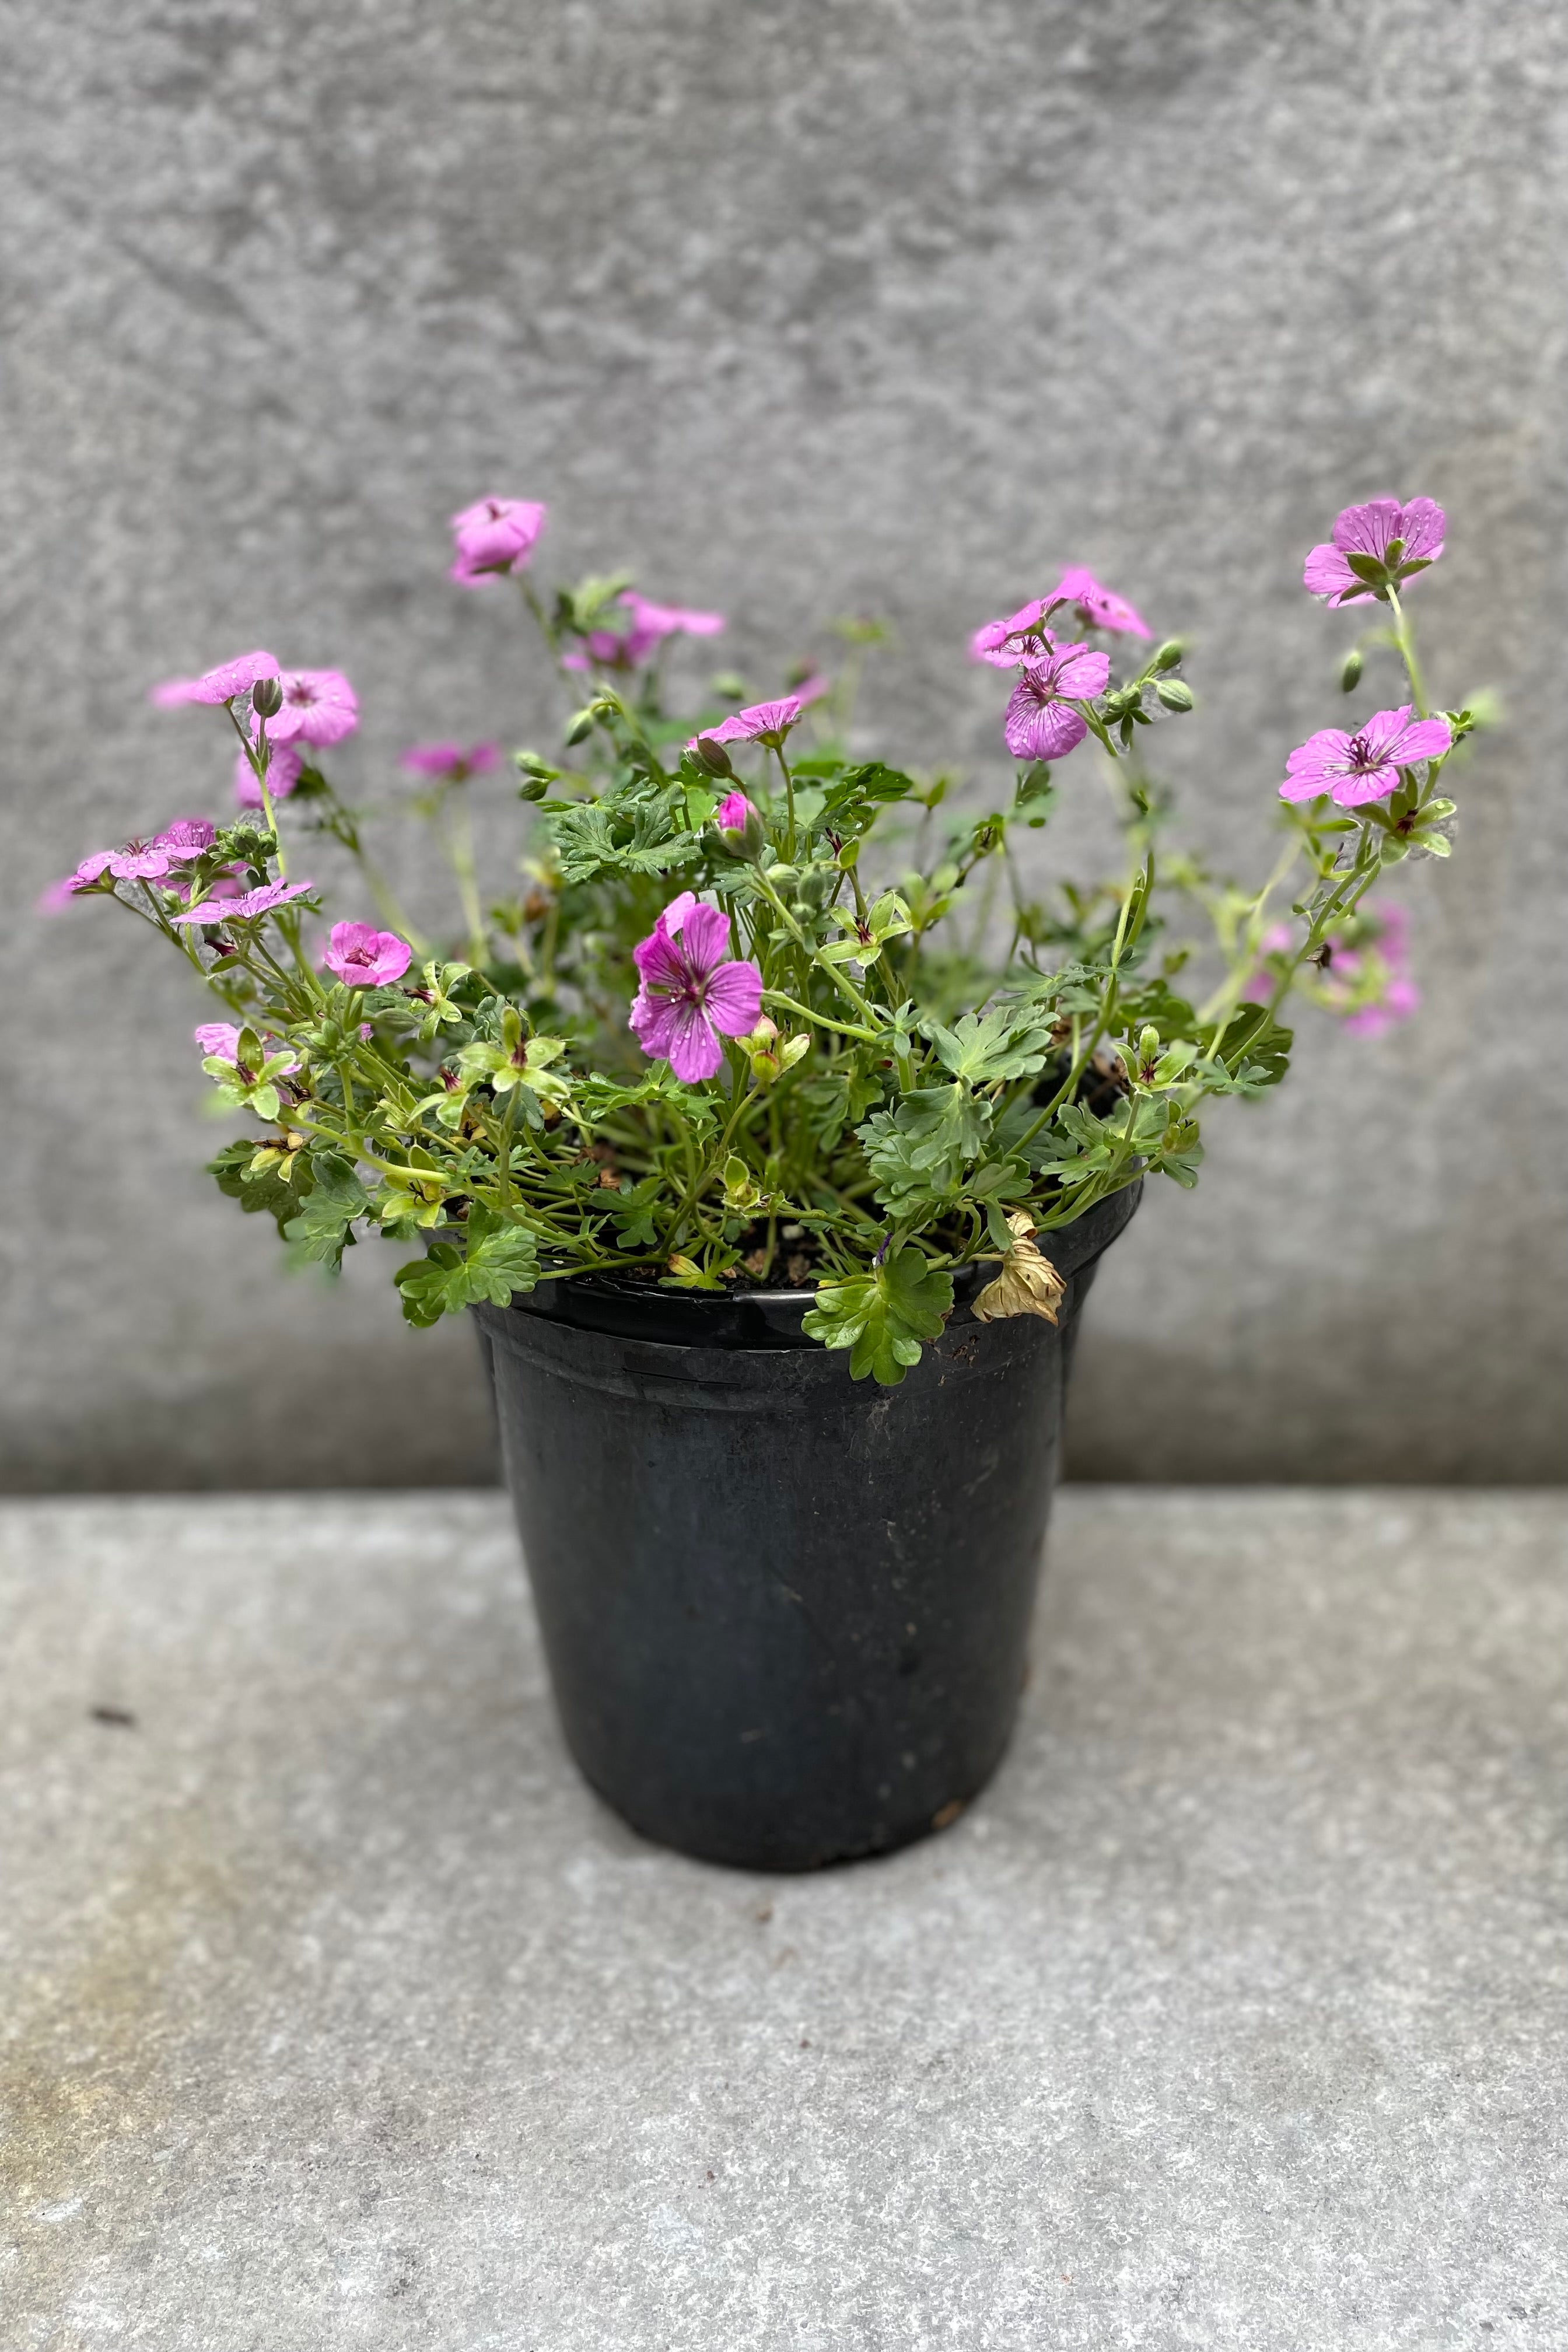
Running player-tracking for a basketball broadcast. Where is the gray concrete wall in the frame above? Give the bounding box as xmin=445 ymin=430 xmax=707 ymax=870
xmin=4 ymin=0 xmax=1564 ymax=1489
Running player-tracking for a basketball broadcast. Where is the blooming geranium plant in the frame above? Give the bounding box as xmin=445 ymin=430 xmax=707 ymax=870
xmin=47 ymin=495 xmax=1480 ymax=1382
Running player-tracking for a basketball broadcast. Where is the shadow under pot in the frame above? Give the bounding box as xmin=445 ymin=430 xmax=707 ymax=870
xmin=473 ymin=1181 xmax=1140 ymax=1873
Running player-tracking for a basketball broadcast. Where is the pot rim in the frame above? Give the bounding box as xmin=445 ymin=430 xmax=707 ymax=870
xmin=482 ymin=1177 xmax=1142 ymax=1351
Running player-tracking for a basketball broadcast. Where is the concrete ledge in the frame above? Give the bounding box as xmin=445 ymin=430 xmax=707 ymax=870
xmin=2 ymin=1490 xmax=1565 ymax=2348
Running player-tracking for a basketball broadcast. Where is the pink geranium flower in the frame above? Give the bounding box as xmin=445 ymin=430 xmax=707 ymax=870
xmin=792 ymin=671 xmax=831 ymax=707
xmin=450 ymin=496 xmax=547 ymax=587
xmin=623 ymin=590 xmax=726 ymax=643
xmin=400 ymin=741 xmax=502 ymax=781
xmin=235 ymin=740 xmax=303 ymax=808
xmin=685 ymin=696 xmax=803 ymax=755
xmin=715 ymin=790 xmax=757 ymax=832
xmin=1303 ymin=498 xmax=1446 ymax=604
xmin=322 ymin=922 xmax=413 ymax=988
xmin=72 ymin=841 xmax=175 ymax=885
xmin=152 ymin=817 xmax=217 ymax=860
xmin=172 ymin=878 xmax=313 ymax=925
xmin=38 ymin=832 xmax=220 ymax=913
xmin=562 ymin=593 xmax=728 ymax=673
xmin=1002 ymin=639 xmax=1111 ymax=761
xmin=1342 ymin=974 xmax=1420 ymax=1037
xmin=1331 ymin=900 xmax=1420 ymax=1035
xmin=263 ymin=669 xmax=358 ymax=748
xmin=629 ymin=892 xmax=764 ymax=1083
xmin=1279 ymin=705 xmax=1451 ymax=807
xmin=1251 ymin=901 xmax=1420 ymax=1035
xmin=561 ymin=631 xmax=632 ymax=674
xmin=1052 ymin=567 xmax=1151 ymax=639
xmin=150 ymin=650 xmax=280 ymax=708
xmin=971 ymin=598 xmax=1055 ymax=669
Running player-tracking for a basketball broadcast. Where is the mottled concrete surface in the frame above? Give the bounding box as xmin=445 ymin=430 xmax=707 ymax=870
xmin=3 ymin=1 xmax=1567 ymax=1487
xmin=2 ymin=1488 xmax=1565 ymax=2348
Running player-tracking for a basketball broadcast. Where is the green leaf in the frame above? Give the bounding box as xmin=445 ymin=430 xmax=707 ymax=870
xmin=1149 ymin=1109 xmax=1205 ymax=1187
xmin=819 ymin=761 xmax=918 ymax=824
xmin=208 ymin=1140 xmax=310 ymax=1236
xmin=393 ymin=1206 xmax=539 ymax=1327
xmin=282 ymin=1155 xmax=369 ymax=1272
xmin=1009 ymin=960 xmax=1112 ymax=1020
xmin=866 ymin=888 xmax=914 ymax=943
xmin=545 ymin=793 xmax=700 ymax=885
xmin=802 ymin=1246 xmax=954 ymax=1385
xmin=1116 ymin=978 xmax=1198 ymax=1040
xmin=859 ymin=1086 xmax=993 ymax=1213
xmin=608 ymin=1174 xmax=663 ymax=1251
xmin=1210 ymin=1003 xmax=1293 ymax=1089
xmin=921 ymin=1006 xmax=1056 ymax=1085
xmin=800 ymin=1066 xmax=884 ymax=1150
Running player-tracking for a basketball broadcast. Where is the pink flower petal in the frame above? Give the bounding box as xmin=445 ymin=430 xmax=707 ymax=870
xmin=673 ymin=903 xmax=733 ymax=970
xmin=1332 ymin=499 xmax=1405 ymax=561
xmin=1394 ymin=499 xmax=1445 ymax=562
xmin=1052 ymin=645 xmax=1111 ymax=699
xmin=701 ymin=958 xmax=764 ymax=1037
xmin=1329 ymin=763 xmax=1401 ymax=807
xmin=235 ymin=741 xmax=303 ymax=808
xmin=449 ymin=497 xmax=547 ymax=582
xmin=150 ymin=650 xmax=279 ymax=708
xmin=628 ymin=985 xmax=679 ymax=1059
xmin=401 ymin=740 xmax=501 ymax=780
xmin=664 ymin=1000 xmax=725 ymax=1083
xmin=621 ymin=592 xmax=726 ymax=640
xmin=1005 ymin=698 xmax=1088 ymax=761
xmin=172 ymin=878 xmax=313 ymax=925
xmin=265 ymin=670 xmax=358 ymax=748
xmin=1302 ymin=543 xmax=1360 ymax=600
xmin=1054 ymin=568 xmax=1150 ymax=638
xmin=323 ymin=922 xmax=412 ymax=987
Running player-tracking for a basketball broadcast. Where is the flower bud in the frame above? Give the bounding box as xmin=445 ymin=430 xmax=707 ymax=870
xmin=1154 ymin=678 xmax=1194 ymax=713
xmin=1153 ymin=640 xmax=1184 ymax=673
xmin=513 ymin=748 xmax=560 ymax=781
xmin=715 ymin=790 xmax=766 ymax=860
xmin=1340 ymin=649 xmax=1363 ymax=694
xmin=250 ymin=676 xmax=284 ymax=718
xmin=690 ymin=734 xmax=736 ymax=779
xmin=765 ymin=863 xmax=799 ymax=890
xmin=563 ymin=707 xmax=597 ymax=747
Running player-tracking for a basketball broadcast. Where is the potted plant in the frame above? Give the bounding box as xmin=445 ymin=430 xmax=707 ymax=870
xmin=46 ymin=492 xmax=1473 ymax=1868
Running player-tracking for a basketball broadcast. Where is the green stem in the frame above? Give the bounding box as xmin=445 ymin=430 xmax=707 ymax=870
xmin=1263 ymin=839 xmax=1381 ymax=1022
xmin=1009 ymin=845 xmax=1152 ymax=1161
xmin=1384 ymin=586 xmax=1430 ymax=719
xmin=225 ymin=702 xmax=289 ymax=878
xmin=751 ymin=870 xmax=884 ymax=1032
xmin=496 ymin=1087 xmax=520 ymax=1210
xmin=761 ymin=991 xmax=881 ymax=1045
xmin=443 ymin=789 xmax=488 ymax=967
xmin=772 ymin=744 xmax=798 ymax=860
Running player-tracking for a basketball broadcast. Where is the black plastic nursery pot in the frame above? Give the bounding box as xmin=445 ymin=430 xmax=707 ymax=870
xmin=474 ymin=1181 xmax=1140 ymax=1873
